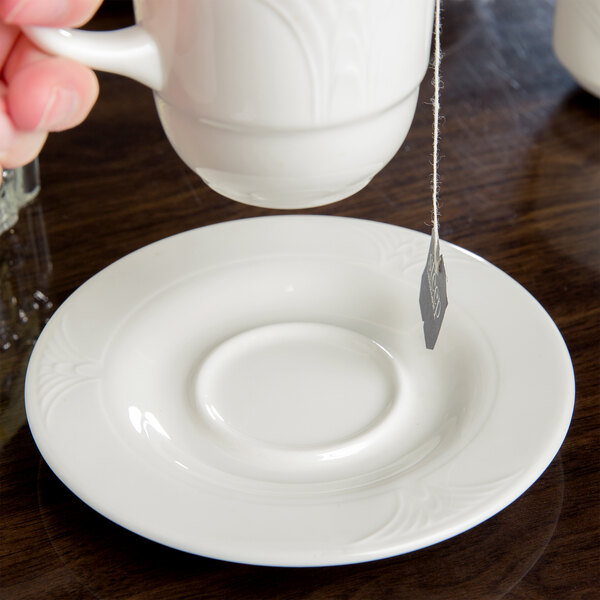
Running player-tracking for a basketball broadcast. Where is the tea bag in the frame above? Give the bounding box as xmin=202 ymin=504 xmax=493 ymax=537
xmin=420 ymin=232 xmax=448 ymax=349
xmin=419 ymin=0 xmax=448 ymax=349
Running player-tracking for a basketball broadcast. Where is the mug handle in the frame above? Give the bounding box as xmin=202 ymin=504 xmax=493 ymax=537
xmin=24 ymin=25 xmax=164 ymax=90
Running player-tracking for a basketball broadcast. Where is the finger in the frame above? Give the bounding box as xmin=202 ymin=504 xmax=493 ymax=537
xmin=0 ymin=0 xmax=103 ymax=27
xmin=5 ymin=36 xmax=98 ymax=132
xmin=0 ymin=50 xmax=47 ymax=172
xmin=7 ymin=57 xmax=99 ymax=132
xmin=0 ymin=127 xmax=46 ymax=169
xmin=0 ymin=91 xmax=17 ymax=153
xmin=4 ymin=31 xmax=51 ymax=81
xmin=0 ymin=21 xmax=19 ymax=67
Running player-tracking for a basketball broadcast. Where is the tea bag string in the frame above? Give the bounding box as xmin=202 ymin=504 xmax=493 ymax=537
xmin=419 ymin=0 xmax=448 ymax=350
xmin=431 ymin=0 xmax=442 ymax=262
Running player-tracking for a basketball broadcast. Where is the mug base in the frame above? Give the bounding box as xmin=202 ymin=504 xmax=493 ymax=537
xmin=198 ymin=171 xmax=375 ymax=210
xmin=157 ymin=89 xmax=419 ymax=209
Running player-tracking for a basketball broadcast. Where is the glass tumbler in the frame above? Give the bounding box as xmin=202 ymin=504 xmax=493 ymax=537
xmin=0 ymin=159 xmax=41 ymax=236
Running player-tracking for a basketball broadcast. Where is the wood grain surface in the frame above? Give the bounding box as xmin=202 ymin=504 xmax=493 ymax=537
xmin=1 ymin=1 xmax=598 ymax=598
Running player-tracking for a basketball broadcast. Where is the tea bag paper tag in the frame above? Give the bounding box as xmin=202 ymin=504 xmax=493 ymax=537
xmin=419 ymin=232 xmax=448 ymax=349
xmin=419 ymin=0 xmax=447 ymax=350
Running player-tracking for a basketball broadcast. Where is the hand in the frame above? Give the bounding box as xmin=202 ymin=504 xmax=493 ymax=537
xmin=0 ymin=0 xmax=102 ymax=175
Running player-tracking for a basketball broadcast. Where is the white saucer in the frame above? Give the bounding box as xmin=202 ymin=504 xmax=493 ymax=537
xmin=25 ymin=216 xmax=574 ymax=566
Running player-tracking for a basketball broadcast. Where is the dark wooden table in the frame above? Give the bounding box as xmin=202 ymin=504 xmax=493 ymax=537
xmin=1 ymin=1 xmax=598 ymax=598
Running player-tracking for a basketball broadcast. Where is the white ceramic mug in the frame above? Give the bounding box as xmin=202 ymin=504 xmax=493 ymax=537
xmin=27 ymin=0 xmax=435 ymax=209
xmin=553 ymin=0 xmax=600 ymax=99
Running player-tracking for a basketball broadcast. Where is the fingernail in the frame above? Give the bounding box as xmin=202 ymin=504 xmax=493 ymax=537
xmin=3 ymin=0 xmax=69 ymax=25
xmin=38 ymin=86 xmax=78 ymax=131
